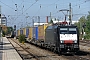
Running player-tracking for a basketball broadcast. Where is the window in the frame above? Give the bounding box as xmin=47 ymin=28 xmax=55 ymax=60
xmin=60 ymin=28 xmax=68 ymax=34
xmin=69 ymin=28 xmax=76 ymax=31
xmin=69 ymin=28 xmax=76 ymax=34
xmin=60 ymin=27 xmax=77 ymax=34
xmin=60 ymin=28 xmax=67 ymax=30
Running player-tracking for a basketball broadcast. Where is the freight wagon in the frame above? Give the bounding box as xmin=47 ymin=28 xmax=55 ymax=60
xmin=28 ymin=24 xmax=50 ymax=43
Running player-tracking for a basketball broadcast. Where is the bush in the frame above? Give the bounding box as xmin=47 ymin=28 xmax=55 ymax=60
xmin=84 ymin=33 xmax=90 ymax=40
xmin=18 ymin=34 xmax=26 ymax=43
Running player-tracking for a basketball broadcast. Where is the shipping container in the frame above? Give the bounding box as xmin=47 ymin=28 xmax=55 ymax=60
xmin=16 ymin=30 xmax=18 ymax=36
xmin=23 ymin=28 xmax=26 ymax=36
xmin=28 ymin=27 xmax=33 ymax=40
xmin=17 ymin=30 xmax=20 ymax=36
xmin=26 ymin=28 xmax=29 ymax=38
xmin=35 ymin=27 xmax=38 ymax=40
xmin=32 ymin=27 xmax=38 ymax=40
xmin=33 ymin=27 xmax=36 ymax=39
xmin=20 ymin=29 xmax=23 ymax=35
xmin=38 ymin=25 xmax=44 ymax=41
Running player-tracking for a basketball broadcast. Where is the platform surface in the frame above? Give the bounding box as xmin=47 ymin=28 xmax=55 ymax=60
xmin=0 ymin=37 xmax=22 ymax=60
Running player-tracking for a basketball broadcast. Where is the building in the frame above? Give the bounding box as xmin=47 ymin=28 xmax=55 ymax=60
xmin=53 ymin=20 xmax=79 ymax=24
xmin=34 ymin=22 xmax=48 ymax=26
xmin=0 ymin=14 xmax=7 ymax=26
xmin=34 ymin=20 xmax=78 ymax=26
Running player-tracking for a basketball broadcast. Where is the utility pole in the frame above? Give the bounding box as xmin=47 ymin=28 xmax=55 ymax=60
xmin=0 ymin=5 xmax=1 ymax=43
xmin=0 ymin=5 xmax=1 ymax=14
xmin=50 ymin=12 xmax=52 ymax=21
xmin=69 ymin=3 xmax=72 ymax=25
xmin=38 ymin=16 xmax=40 ymax=26
xmin=0 ymin=5 xmax=2 ymax=44
xmin=32 ymin=19 xmax=34 ymax=40
xmin=32 ymin=19 xmax=34 ymax=27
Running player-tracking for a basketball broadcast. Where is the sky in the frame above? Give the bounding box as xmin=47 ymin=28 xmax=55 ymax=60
xmin=0 ymin=0 xmax=90 ymax=29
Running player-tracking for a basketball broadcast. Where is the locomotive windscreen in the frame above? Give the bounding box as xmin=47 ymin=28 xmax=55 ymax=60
xmin=60 ymin=28 xmax=68 ymax=34
xmin=60 ymin=27 xmax=77 ymax=34
xmin=59 ymin=26 xmax=78 ymax=43
xmin=69 ymin=28 xmax=77 ymax=34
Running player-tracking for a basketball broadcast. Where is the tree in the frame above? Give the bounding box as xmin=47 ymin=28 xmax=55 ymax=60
xmin=49 ymin=19 xmax=53 ymax=24
xmin=75 ymin=16 xmax=86 ymax=32
xmin=74 ymin=11 xmax=90 ymax=39
xmin=75 ymin=16 xmax=86 ymax=39
xmin=84 ymin=11 xmax=90 ymax=39
xmin=6 ymin=27 xmax=13 ymax=35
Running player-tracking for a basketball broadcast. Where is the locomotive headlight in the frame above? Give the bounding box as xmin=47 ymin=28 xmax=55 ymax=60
xmin=61 ymin=41 xmax=63 ymax=43
xmin=60 ymin=40 xmax=64 ymax=43
xmin=74 ymin=40 xmax=77 ymax=43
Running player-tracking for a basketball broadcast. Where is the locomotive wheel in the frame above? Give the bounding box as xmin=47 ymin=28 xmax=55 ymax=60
xmin=57 ymin=48 xmax=62 ymax=55
xmin=53 ymin=47 xmax=56 ymax=53
xmin=51 ymin=46 xmax=54 ymax=51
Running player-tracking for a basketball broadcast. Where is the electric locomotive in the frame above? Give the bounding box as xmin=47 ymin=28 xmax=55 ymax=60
xmin=45 ymin=24 xmax=79 ymax=54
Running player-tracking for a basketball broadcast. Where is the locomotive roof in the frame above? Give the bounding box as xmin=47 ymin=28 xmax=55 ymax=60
xmin=46 ymin=25 xmax=77 ymax=30
xmin=59 ymin=25 xmax=77 ymax=28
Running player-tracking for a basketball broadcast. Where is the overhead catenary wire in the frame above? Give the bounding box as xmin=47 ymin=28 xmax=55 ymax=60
xmin=23 ymin=0 xmax=38 ymax=13
xmin=72 ymin=0 xmax=90 ymax=8
xmin=42 ymin=0 xmax=60 ymax=8
xmin=52 ymin=0 xmax=90 ymax=16
xmin=10 ymin=0 xmax=39 ymax=22
xmin=32 ymin=0 xmax=60 ymax=22
xmin=32 ymin=0 xmax=60 ymax=15
xmin=0 ymin=1 xmax=15 ymax=10
xmin=12 ymin=0 xmax=15 ymax=4
xmin=1 ymin=0 xmax=90 ymax=28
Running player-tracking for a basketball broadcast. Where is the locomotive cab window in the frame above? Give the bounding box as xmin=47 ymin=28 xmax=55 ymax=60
xmin=60 ymin=28 xmax=68 ymax=34
xmin=69 ymin=28 xmax=77 ymax=34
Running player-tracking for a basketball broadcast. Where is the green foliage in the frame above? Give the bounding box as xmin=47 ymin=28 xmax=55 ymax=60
xmin=49 ymin=19 xmax=53 ymax=24
xmin=2 ymin=30 xmax=5 ymax=37
xmin=84 ymin=33 xmax=90 ymax=40
xmin=85 ymin=14 xmax=90 ymax=33
xmin=74 ymin=16 xmax=86 ymax=35
xmin=18 ymin=34 xmax=26 ymax=43
xmin=6 ymin=27 xmax=13 ymax=35
xmin=75 ymin=11 xmax=90 ymax=39
xmin=0 ymin=27 xmax=13 ymax=37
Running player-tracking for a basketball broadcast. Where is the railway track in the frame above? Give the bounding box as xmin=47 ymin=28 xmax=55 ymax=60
xmin=7 ymin=38 xmax=90 ymax=60
xmin=62 ymin=51 xmax=90 ymax=60
xmin=79 ymin=39 xmax=90 ymax=54
xmin=80 ymin=40 xmax=90 ymax=46
xmin=8 ymin=38 xmax=40 ymax=60
xmin=8 ymin=38 xmax=69 ymax=60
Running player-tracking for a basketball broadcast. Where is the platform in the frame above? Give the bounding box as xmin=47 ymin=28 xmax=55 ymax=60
xmin=0 ymin=37 xmax=22 ymax=60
